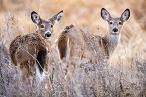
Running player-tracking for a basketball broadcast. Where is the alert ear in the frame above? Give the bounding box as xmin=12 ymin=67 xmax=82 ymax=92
xmin=49 ymin=10 xmax=63 ymax=24
xmin=121 ymin=9 xmax=130 ymax=22
xmin=31 ymin=11 xmax=41 ymax=24
xmin=101 ymin=8 xmax=111 ymax=21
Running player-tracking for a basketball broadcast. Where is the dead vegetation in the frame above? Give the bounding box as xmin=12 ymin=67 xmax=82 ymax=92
xmin=0 ymin=0 xmax=146 ymax=97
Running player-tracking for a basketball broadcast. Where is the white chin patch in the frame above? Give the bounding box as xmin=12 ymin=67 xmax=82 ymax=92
xmin=112 ymin=32 xmax=119 ymax=34
xmin=46 ymin=37 xmax=51 ymax=41
xmin=111 ymin=34 xmax=120 ymax=42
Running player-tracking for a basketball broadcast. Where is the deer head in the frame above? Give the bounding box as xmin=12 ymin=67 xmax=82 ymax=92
xmin=31 ymin=10 xmax=63 ymax=40
xmin=101 ymin=8 xmax=130 ymax=35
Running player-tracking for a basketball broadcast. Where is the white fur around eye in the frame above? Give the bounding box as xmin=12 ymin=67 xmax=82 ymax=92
xmin=41 ymin=24 xmax=45 ymax=29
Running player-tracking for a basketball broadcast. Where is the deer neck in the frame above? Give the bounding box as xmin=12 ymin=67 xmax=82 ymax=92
xmin=102 ymin=31 xmax=120 ymax=56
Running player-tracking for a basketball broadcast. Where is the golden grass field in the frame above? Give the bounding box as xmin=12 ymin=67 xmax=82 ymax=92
xmin=0 ymin=0 xmax=146 ymax=96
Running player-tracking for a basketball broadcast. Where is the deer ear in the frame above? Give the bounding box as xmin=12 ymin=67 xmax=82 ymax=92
xmin=101 ymin=8 xmax=111 ymax=21
xmin=121 ymin=9 xmax=130 ymax=22
xmin=49 ymin=10 xmax=63 ymax=24
xmin=31 ymin=11 xmax=41 ymax=24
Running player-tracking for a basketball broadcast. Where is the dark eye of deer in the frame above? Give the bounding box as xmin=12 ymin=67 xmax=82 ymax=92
xmin=51 ymin=25 xmax=53 ymax=28
xmin=41 ymin=25 xmax=44 ymax=28
xmin=110 ymin=22 xmax=112 ymax=24
xmin=119 ymin=22 xmax=122 ymax=25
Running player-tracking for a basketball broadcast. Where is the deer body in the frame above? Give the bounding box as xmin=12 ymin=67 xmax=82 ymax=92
xmin=57 ymin=25 xmax=119 ymax=65
xmin=10 ymin=33 xmax=49 ymax=79
xmin=57 ymin=8 xmax=130 ymax=72
xmin=9 ymin=10 xmax=63 ymax=82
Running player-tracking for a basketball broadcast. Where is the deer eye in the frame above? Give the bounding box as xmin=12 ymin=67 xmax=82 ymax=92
xmin=119 ymin=22 xmax=122 ymax=25
xmin=41 ymin=24 xmax=44 ymax=28
xmin=51 ymin=24 xmax=53 ymax=28
xmin=110 ymin=22 xmax=112 ymax=24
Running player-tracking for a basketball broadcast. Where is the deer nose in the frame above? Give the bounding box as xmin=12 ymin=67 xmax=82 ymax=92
xmin=113 ymin=28 xmax=118 ymax=32
xmin=45 ymin=32 xmax=51 ymax=37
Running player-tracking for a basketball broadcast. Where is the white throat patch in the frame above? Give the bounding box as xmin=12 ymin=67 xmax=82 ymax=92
xmin=110 ymin=34 xmax=121 ymax=43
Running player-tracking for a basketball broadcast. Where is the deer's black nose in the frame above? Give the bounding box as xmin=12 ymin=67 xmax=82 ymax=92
xmin=113 ymin=28 xmax=118 ymax=32
xmin=45 ymin=32 xmax=51 ymax=37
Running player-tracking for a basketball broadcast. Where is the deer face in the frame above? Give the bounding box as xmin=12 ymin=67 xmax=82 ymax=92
xmin=101 ymin=8 xmax=130 ymax=35
xmin=31 ymin=10 xmax=63 ymax=40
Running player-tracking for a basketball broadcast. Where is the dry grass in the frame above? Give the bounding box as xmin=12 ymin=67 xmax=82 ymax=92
xmin=0 ymin=0 xmax=146 ymax=97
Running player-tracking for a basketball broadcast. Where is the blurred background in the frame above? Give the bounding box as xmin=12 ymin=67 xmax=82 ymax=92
xmin=0 ymin=0 xmax=146 ymax=96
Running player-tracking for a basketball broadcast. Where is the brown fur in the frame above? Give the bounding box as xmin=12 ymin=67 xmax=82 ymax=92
xmin=57 ymin=8 xmax=130 ymax=70
xmin=9 ymin=10 xmax=63 ymax=82
xmin=9 ymin=33 xmax=50 ymax=82
xmin=9 ymin=35 xmax=21 ymax=66
xmin=58 ymin=25 xmax=74 ymax=60
xmin=58 ymin=33 xmax=68 ymax=60
xmin=58 ymin=25 xmax=118 ymax=65
xmin=58 ymin=25 xmax=85 ymax=65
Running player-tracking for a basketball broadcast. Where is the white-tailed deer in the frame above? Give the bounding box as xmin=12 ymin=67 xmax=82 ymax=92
xmin=57 ymin=8 xmax=130 ymax=72
xmin=9 ymin=10 xmax=63 ymax=82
